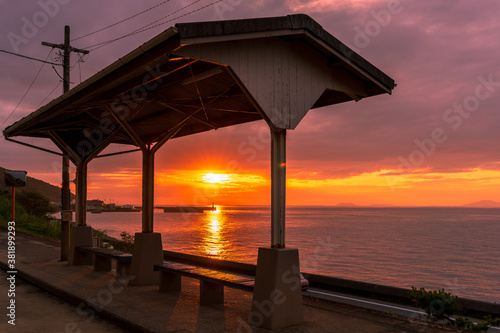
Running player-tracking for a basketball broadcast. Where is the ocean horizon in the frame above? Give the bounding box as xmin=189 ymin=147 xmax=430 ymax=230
xmin=87 ymin=206 xmax=500 ymax=304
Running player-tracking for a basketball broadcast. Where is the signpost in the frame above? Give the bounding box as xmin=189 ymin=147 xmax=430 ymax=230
xmin=4 ymin=170 xmax=27 ymax=221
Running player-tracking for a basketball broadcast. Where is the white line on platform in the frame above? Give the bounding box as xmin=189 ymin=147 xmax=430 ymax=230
xmin=304 ymin=289 xmax=500 ymax=333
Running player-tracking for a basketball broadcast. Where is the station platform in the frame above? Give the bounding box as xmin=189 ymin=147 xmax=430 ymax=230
xmin=0 ymin=229 xmax=465 ymax=332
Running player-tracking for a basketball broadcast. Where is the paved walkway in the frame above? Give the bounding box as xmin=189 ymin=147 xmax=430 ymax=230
xmin=0 ymin=229 xmax=464 ymax=333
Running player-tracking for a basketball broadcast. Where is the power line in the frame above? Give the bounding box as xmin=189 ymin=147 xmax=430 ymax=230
xmin=71 ymin=0 xmax=174 ymax=42
xmin=0 ymin=49 xmax=53 ymax=130
xmin=85 ymin=0 xmax=222 ymax=52
xmin=36 ymin=81 xmax=61 ymax=109
xmin=36 ymin=51 xmax=88 ymax=109
xmin=0 ymin=48 xmax=61 ymax=66
xmin=84 ymin=0 xmax=205 ymax=50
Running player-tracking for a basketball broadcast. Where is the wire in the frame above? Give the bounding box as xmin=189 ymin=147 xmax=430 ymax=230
xmin=52 ymin=65 xmax=64 ymax=81
xmin=77 ymin=52 xmax=89 ymax=84
xmin=0 ymin=48 xmax=61 ymax=66
xmin=1 ymin=49 xmax=53 ymax=130
xmin=85 ymin=0 xmax=222 ymax=52
xmin=35 ymin=52 xmax=88 ymax=109
xmin=71 ymin=0 xmax=174 ymax=42
xmin=35 ymin=82 xmax=61 ymax=109
xmin=84 ymin=0 xmax=204 ymax=50
xmin=6 ymin=0 xmax=222 ymax=123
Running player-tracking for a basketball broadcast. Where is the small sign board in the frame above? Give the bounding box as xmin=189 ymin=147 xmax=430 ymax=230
xmin=4 ymin=170 xmax=27 ymax=187
xmin=62 ymin=210 xmax=73 ymax=222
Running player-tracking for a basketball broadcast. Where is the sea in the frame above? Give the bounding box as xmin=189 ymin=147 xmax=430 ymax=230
xmin=86 ymin=206 xmax=500 ymax=303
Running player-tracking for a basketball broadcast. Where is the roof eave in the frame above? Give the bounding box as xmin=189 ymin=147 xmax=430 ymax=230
xmin=4 ymin=26 xmax=180 ymax=139
xmin=176 ymin=14 xmax=395 ymax=94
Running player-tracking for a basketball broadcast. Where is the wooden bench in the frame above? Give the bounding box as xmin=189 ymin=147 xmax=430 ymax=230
xmin=154 ymin=261 xmax=255 ymax=305
xmin=76 ymin=246 xmax=132 ymax=276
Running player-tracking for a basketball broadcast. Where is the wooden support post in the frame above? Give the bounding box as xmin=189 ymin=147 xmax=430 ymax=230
xmin=142 ymin=149 xmax=155 ymax=233
xmin=61 ymin=154 xmax=71 ymax=261
xmin=75 ymin=161 xmax=88 ymax=226
xmin=271 ymin=128 xmax=286 ymax=248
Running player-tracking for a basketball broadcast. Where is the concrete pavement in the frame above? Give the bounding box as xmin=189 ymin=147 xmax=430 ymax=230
xmin=0 ymin=229 xmax=466 ymax=332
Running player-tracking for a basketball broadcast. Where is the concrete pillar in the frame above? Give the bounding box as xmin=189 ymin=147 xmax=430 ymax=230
xmin=68 ymin=225 xmax=93 ymax=265
xmin=129 ymin=149 xmax=163 ymax=285
xmin=129 ymin=232 xmax=163 ymax=285
xmin=69 ymin=161 xmax=93 ymax=265
xmin=251 ymin=127 xmax=303 ymax=329
xmin=251 ymin=247 xmax=303 ymax=329
xmin=60 ymin=219 xmax=70 ymax=261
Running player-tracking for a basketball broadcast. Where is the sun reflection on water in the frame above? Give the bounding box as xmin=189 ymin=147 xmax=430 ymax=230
xmin=200 ymin=208 xmax=229 ymax=258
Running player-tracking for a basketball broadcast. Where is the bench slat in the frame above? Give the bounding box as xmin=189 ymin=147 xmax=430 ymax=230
xmin=76 ymin=246 xmax=132 ymax=263
xmin=154 ymin=261 xmax=254 ymax=291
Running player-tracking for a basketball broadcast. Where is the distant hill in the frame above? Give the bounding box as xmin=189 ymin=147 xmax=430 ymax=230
xmin=0 ymin=166 xmax=73 ymax=203
xmin=462 ymin=200 xmax=500 ymax=208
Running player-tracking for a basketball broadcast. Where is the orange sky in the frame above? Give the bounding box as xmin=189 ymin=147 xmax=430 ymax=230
xmin=2 ymin=1 xmax=500 ymax=207
xmin=78 ymin=163 xmax=500 ymax=207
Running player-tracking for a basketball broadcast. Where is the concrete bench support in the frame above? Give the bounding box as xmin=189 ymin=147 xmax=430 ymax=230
xmin=94 ymin=255 xmax=112 ymax=271
xmin=76 ymin=246 xmax=133 ymax=278
xmin=117 ymin=261 xmax=131 ymax=277
xmin=154 ymin=261 xmax=254 ymax=305
xmin=68 ymin=226 xmax=93 ymax=266
xmin=200 ymin=280 xmax=224 ymax=305
xmin=159 ymin=271 xmax=181 ymax=292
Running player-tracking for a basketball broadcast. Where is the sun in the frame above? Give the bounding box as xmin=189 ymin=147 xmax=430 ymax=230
xmin=202 ymin=173 xmax=230 ymax=184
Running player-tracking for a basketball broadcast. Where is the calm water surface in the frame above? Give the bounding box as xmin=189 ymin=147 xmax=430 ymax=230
xmin=87 ymin=206 xmax=500 ymax=303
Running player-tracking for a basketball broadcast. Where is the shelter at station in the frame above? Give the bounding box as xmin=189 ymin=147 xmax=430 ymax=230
xmin=4 ymin=14 xmax=395 ymax=329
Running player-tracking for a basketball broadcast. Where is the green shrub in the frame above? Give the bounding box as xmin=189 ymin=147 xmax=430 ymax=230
xmin=16 ymin=190 xmax=57 ymax=217
xmin=111 ymin=231 xmax=134 ymax=253
xmin=454 ymin=317 xmax=490 ymax=331
xmin=484 ymin=315 xmax=500 ymax=327
xmin=409 ymin=287 xmax=461 ymax=319
xmin=0 ymin=190 xmax=61 ymax=240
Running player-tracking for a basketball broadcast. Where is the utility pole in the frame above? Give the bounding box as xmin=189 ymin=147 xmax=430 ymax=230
xmin=42 ymin=26 xmax=89 ymax=261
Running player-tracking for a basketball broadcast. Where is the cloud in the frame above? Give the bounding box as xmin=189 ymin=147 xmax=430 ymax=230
xmin=2 ymin=0 xmax=500 ymax=205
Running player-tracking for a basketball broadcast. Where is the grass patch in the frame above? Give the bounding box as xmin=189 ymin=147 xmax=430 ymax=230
xmin=0 ymin=189 xmax=61 ymax=241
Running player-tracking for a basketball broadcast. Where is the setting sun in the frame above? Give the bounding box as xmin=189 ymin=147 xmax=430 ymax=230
xmin=202 ymin=173 xmax=230 ymax=184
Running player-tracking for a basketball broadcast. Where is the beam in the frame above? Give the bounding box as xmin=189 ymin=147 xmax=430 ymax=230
xmin=108 ymin=106 xmax=147 ymax=151
xmin=155 ymin=101 xmax=218 ymax=130
xmin=96 ymin=148 xmax=141 ymax=158
xmin=117 ymin=59 xmax=200 ymax=98
xmin=107 ymin=105 xmax=159 ymax=233
xmin=270 ymin=128 xmax=286 ymax=248
xmin=48 ymin=131 xmax=82 ymax=165
xmin=4 ymin=137 xmax=63 ymax=156
xmin=152 ymin=116 xmax=190 ymax=154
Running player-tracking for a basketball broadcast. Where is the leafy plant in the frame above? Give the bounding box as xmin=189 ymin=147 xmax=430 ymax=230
xmin=16 ymin=190 xmax=57 ymax=217
xmin=409 ymin=287 xmax=461 ymax=320
xmin=107 ymin=231 xmax=134 ymax=253
xmin=454 ymin=316 xmax=470 ymax=328
xmin=472 ymin=321 xmax=492 ymax=331
xmin=0 ymin=191 xmax=61 ymax=239
xmin=454 ymin=317 xmax=490 ymax=331
xmin=484 ymin=315 xmax=500 ymax=327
